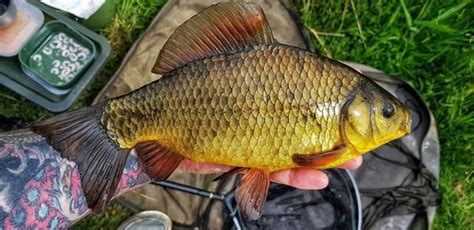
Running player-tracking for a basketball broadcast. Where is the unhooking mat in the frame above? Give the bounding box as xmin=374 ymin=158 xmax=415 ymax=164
xmin=92 ymin=1 xmax=441 ymax=229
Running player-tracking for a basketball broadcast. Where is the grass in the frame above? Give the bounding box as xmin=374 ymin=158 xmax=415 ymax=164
xmin=71 ymin=202 xmax=132 ymax=229
xmin=0 ymin=0 xmax=472 ymax=229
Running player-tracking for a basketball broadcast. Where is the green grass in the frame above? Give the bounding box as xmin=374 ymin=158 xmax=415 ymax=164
xmin=0 ymin=0 xmax=472 ymax=229
xmin=71 ymin=202 xmax=132 ymax=229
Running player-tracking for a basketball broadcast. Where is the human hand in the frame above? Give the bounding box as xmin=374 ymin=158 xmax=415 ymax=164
xmin=177 ymin=156 xmax=363 ymax=190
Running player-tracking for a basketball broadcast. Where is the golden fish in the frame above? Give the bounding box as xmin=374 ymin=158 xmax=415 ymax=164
xmin=34 ymin=2 xmax=412 ymax=219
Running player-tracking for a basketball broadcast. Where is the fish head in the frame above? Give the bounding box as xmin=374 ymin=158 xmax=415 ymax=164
xmin=342 ymin=80 xmax=412 ymax=154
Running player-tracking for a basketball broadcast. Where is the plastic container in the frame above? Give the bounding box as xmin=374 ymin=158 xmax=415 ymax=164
xmin=118 ymin=211 xmax=172 ymax=230
xmin=19 ymin=21 xmax=96 ymax=89
xmin=21 ymin=65 xmax=72 ymax=95
xmin=0 ymin=0 xmax=44 ymax=57
xmin=0 ymin=0 xmax=111 ymax=112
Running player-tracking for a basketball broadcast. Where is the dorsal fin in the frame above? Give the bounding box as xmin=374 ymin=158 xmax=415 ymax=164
xmin=152 ymin=2 xmax=276 ymax=75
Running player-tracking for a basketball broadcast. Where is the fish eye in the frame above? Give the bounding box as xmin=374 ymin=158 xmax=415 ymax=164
xmin=381 ymin=101 xmax=395 ymax=118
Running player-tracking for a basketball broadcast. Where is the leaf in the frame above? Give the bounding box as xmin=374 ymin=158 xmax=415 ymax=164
xmin=434 ymin=2 xmax=469 ymax=22
xmin=414 ymin=21 xmax=457 ymax=33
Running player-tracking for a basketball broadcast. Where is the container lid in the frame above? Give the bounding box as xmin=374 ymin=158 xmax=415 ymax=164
xmin=0 ymin=0 xmax=44 ymax=57
xmin=118 ymin=211 xmax=172 ymax=230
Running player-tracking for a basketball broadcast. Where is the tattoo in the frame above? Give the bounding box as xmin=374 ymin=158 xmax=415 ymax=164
xmin=0 ymin=130 xmax=145 ymax=228
xmin=117 ymin=150 xmax=144 ymax=193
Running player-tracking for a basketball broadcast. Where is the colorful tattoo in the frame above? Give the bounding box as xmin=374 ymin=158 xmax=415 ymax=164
xmin=0 ymin=130 xmax=145 ymax=229
xmin=117 ymin=150 xmax=144 ymax=194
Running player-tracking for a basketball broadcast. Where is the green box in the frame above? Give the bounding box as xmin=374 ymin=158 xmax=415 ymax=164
xmin=19 ymin=21 xmax=96 ymax=89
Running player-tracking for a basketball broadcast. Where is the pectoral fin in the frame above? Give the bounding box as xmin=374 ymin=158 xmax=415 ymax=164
xmin=292 ymin=146 xmax=347 ymax=168
xmin=135 ymin=141 xmax=184 ymax=181
xmin=235 ymin=168 xmax=270 ymax=220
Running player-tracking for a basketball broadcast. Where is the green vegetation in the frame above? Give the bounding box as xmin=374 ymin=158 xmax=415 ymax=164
xmin=71 ymin=202 xmax=131 ymax=229
xmin=0 ymin=0 xmax=471 ymax=229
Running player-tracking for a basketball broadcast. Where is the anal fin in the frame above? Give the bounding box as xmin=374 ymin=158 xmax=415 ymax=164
xmin=292 ymin=146 xmax=347 ymax=168
xmin=135 ymin=141 xmax=184 ymax=181
xmin=235 ymin=169 xmax=270 ymax=220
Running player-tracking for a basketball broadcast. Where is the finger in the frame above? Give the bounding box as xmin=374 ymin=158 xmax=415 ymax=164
xmin=337 ymin=156 xmax=363 ymax=170
xmin=178 ymin=159 xmax=231 ymax=174
xmin=270 ymin=168 xmax=329 ymax=190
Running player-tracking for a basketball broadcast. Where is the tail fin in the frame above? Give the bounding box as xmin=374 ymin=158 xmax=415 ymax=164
xmin=33 ymin=102 xmax=129 ymax=212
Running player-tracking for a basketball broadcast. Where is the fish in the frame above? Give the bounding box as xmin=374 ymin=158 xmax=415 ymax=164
xmin=33 ymin=2 xmax=412 ymax=219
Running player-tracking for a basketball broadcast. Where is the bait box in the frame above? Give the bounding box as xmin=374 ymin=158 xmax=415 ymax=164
xmin=0 ymin=0 xmax=111 ymax=112
xmin=19 ymin=21 xmax=96 ymax=89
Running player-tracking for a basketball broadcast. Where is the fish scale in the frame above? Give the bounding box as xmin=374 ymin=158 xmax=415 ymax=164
xmin=102 ymin=45 xmax=359 ymax=171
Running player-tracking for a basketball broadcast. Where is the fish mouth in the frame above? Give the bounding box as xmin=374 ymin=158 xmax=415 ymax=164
xmin=380 ymin=111 xmax=412 ymax=146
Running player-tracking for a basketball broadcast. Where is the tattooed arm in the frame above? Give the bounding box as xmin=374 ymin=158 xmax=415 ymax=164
xmin=0 ymin=129 xmax=146 ymax=229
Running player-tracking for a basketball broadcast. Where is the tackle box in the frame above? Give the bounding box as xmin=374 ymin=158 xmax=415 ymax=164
xmin=0 ymin=0 xmax=111 ymax=112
